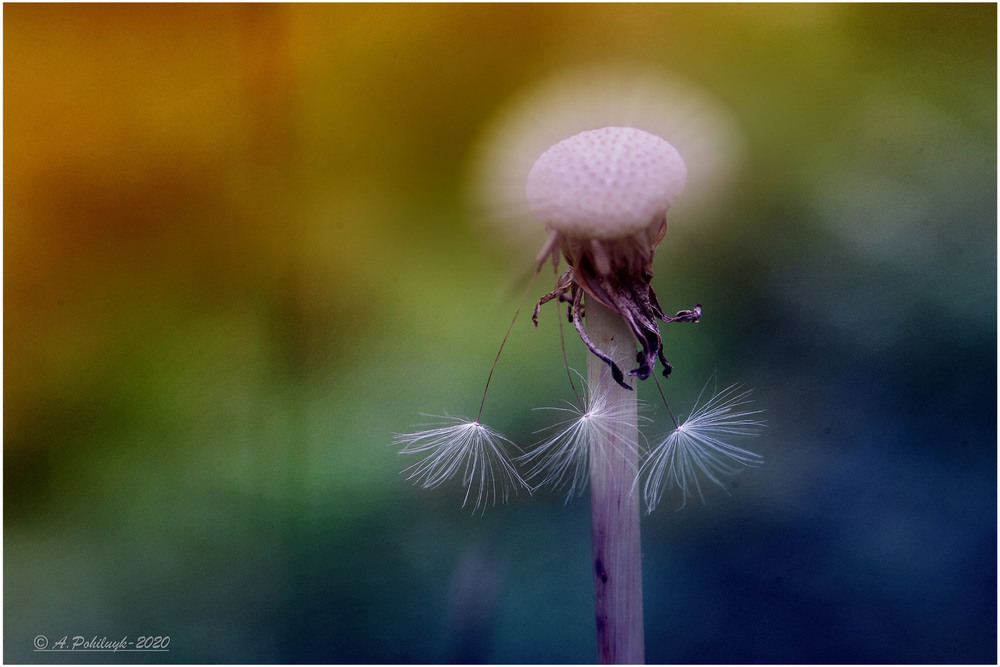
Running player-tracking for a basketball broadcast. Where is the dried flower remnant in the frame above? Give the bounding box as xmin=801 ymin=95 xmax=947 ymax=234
xmin=527 ymin=126 xmax=699 ymax=389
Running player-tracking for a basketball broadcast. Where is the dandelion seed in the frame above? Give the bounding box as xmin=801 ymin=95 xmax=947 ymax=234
xmin=393 ymin=417 xmax=528 ymax=513
xmin=519 ymin=387 xmax=645 ymax=503
xmin=642 ymin=384 xmax=764 ymax=512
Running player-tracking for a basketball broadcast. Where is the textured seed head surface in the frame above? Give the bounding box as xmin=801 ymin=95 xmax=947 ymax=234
xmin=526 ymin=126 xmax=686 ymax=240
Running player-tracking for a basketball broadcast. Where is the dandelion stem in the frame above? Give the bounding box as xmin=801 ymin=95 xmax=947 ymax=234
xmin=586 ymin=297 xmax=645 ymax=664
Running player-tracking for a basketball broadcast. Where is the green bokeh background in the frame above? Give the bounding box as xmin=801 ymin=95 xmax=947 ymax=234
xmin=5 ymin=4 xmax=995 ymax=663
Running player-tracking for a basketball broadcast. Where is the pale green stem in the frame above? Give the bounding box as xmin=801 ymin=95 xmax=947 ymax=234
xmin=586 ymin=297 xmax=645 ymax=664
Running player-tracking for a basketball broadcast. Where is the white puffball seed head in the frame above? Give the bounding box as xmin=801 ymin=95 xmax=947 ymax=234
xmin=526 ymin=126 xmax=686 ymax=240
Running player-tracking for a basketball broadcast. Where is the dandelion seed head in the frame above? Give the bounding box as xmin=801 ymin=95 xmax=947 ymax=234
xmin=393 ymin=417 xmax=528 ymax=513
xmin=470 ymin=64 xmax=745 ymax=256
xmin=526 ymin=125 xmax=698 ymax=387
xmin=527 ymin=126 xmax=686 ymax=240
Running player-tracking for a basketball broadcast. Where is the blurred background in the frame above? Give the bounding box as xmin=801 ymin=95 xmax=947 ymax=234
xmin=4 ymin=4 xmax=996 ymax=663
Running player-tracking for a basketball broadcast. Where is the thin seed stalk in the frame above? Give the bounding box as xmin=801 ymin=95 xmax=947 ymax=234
xmin=586 ymin=296 xmax=645 ymax=664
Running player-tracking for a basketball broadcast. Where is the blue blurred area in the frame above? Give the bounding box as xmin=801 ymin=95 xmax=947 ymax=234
xmin=5 ymin=4 xmax=996 ymax=664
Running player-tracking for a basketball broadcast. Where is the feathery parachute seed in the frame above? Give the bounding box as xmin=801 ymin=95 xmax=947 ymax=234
xmin=393 ymin=417 xmax=528 ymax=513
xmin=519 ymin=388 xmax=644 ymax=503
xmin=642 ymin=384 xmax=764 ymax=512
